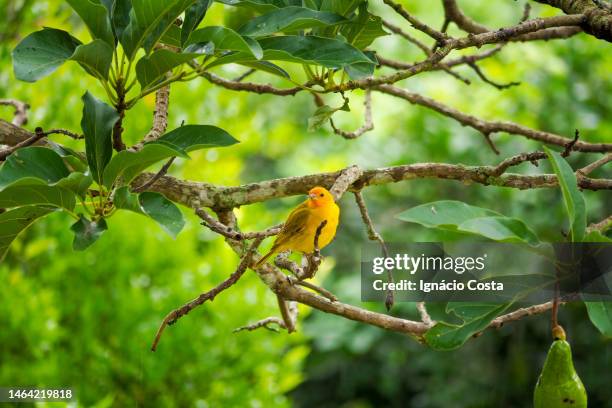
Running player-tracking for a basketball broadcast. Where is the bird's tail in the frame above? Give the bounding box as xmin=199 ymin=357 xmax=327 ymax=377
xmin=254 ymin=248 xmax=276 ymax=268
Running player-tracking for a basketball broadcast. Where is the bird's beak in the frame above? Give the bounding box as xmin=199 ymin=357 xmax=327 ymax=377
xmin=308 ymin=193 xmax=317 ymax=200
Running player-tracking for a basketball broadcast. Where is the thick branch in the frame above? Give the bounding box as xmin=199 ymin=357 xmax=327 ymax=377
xmin=532 ymin=0 xmax=612 ymax=41
xmin=133 ymin=160 xmax=611 ymax=211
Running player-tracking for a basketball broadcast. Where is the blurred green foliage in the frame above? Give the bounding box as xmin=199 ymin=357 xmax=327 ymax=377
xmin=0 ymin=1 xmax=610 ymax=407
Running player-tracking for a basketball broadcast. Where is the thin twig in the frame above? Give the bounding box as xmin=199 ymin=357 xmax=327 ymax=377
xmin=586 ymin=215 xmax=612 ymax=234
xmin=354 ymin=191 xmax=394 ymax=310
xmin=490 ymin=151 xmax=547 ymax=176
xmin=131 ymin=157 xmax=176 ymax=193
xmin=383 ymin=0 xmax=449 ymax=42
xmin=416 ymin=302 xmax=434 ymax=326
xmin=233 ymin=68 xmax=256 ymax=82
xmin=151 ymin=237 xmax=263 ymax=351
xmin=0 ymin=126 xmax=44 ymax=161
xmin=197 ymin=207 xmax=282 ymax=240
xmin=233 ymin=317 xmax=286 ymax=333
xmin=0 ymin=98 xmax=29 ymax=126
xmin=577 ymin=153 xmax=612 ymax=176
xmin=330 ymin=89 xmax=374 ymax=139
xmin=467 ymin=62 xmax=521 ymax=90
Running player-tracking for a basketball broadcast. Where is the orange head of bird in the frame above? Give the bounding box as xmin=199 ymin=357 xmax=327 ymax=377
xmin=307 ymin=186 xmax=334 ymax=207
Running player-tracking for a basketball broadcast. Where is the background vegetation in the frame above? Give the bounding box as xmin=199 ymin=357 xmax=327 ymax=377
xmin=0 ymin=0 xmax=610 ymax=406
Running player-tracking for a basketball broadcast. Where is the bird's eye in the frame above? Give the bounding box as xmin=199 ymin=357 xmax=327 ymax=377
xmin=319 ymin=193 xmax=324 ymax=197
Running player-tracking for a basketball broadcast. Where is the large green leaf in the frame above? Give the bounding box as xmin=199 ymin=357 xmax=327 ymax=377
xmin=66 ymin=0 xmax=115 ymax=46
xmin=0 ymin=206 xmax=54 ymax=261
xmin=120 ymin=0 xmax=193 ymax=59
xmin=70 ymin=40 xmax=114 ymax=80
xmin=112 ymin=0 xmax=132 ymax=39
xmin=139 ymin=192 xmax=185 ymax=237
xmin=238 ymin=7 xmax=346 ymax=37
xmin=0 ymin=147 xmax=70 ymax=189
xmin=114 ymin=186 xmax=145 ymax=214
xmin=397 ymin=200 xmax=539 ymax=244
xmin=424 ymin=302 xmax=512 ymax=350
xmin=543 ymin=147 xmax=586 ymax=242
xmin=182 ymin=0 xmax=213 ymax=45
xmin=81 ymin=92 xmax=119 ymax=184
xmin=458 ymin=216 xmax=540 ymax=245
xmin=185 ymin=26 xmax=263 ymax=58
xmin=103 ymin=124 xmax=239 ymax=187
xmin=135 ymin=50 xmax=198 ymax=89
xmin=143 ymin=0 xmax=196 ymax=52
xmin=115 ymin=187 xmax=185 ymax=237
xmin=217 ymin=0 xmax=301 ymax=13
xmin=0 ymin=181 xmax=76 ymax=211
xmin=55 ymin=172 xmax=93 ymax=198
xmin=319 ymin=0 xmax=365 ymax=16
xmin=397 ymin=200 xmax=500 ymax=229
xmin=341 ymin=4 xmax=387 ymax=49
xmin=12 ymin=28 xmax=81 ymax=82
xmin=71 ymin=215 xmax=108 ymax=250
xmin=585 ymin=301 xmax=612 ymax=336
xmin=207 ymin=35 xmax=374 ymax=78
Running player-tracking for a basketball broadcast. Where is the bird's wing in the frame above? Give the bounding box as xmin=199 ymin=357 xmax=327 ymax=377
xmin=273 ymin=206 xmax=311 ymax=249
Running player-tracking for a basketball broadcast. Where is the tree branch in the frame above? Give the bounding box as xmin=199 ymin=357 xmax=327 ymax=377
xmin=532 ymin=0 xmax=612 ymax=41
xmin=151 ymin=237 xmax=263 ymax=351
xmin=0 ymin=99 xmax=29 ymax=126
xmin=375 ymin=84 xmax=612 ymax=153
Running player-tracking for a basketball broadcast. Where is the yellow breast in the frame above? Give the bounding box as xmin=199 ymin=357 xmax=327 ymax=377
xmin=290 ymin=202 xmax=340 ymax=253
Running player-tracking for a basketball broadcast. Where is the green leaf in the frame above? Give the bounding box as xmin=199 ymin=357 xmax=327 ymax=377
xmin=66 ymin=0 xmax=115 ymax=45
xmin=55 ymin=172 xmax=93 ymax=198
xmin=307 ymin=99 xmax=349 ymax=132
xmin=341 ymin=4 xmax=387 ymax=49
xmin=115 ymin=187 xmax=186 ymax=237
xmin=397 ymin=200 xmax=539 ymax=244
xmin=0 ymin=206 xmax=55 ymax=261
xmin=424 ymin=303 xmax=512 ymax=350
xmin=160 ymin=24 xmax=182 ymax=47
xmin=0 ymin=181 xmax=76 ymax=211
xmin=143 ymin=0 xmax=195 ymax=52
xmin=319 ymin=0 xmax=365 ymax=16
xmin=458 ymin=216 xmax=540 ymax=245
xmin=120 ymin=0 xmax=193 ymax=59
xmin=12 ymin=28 xmax=81 ymax=82
xmin=139 ymin=192 xmax=185 ymax=237
xmin=186 ymin=26 xmax=263 ymax=58
xmin=111 ymin=0 xmax=132 ymax=39
xmin=136 ymin=50 xmax=198 ymax=89
xmin=208 ymin=35 xmax=374 ymax=78
xmin=103 ymin=124 xmax=239 ymax=187
xmin=238 ymin=60 xmax=290 ymax=78
xmin=217 ymin=0 xmax=301 ymax=13
xmin=70 ymin=40 xmax=114 ymax=80
xmin=585 ymin=301 xmax=612 ymax=336
xmin=543 ymin=147 xmax=586 ymax=242
xmin=181 ymin=0 xmax=213 ymax=45
xmin=71 ymin=215 xmax=108 ymax=250
xmin=81 ymin=92 xmax=119 ymax=184
xmin=0 ymin=147 xmax=70 ymax=189
xmin=238 ymin=7 xmax=346 ymax=37
xmin=397 ymin=200 xmax=501 ymax=229
xmin=153 ymin=124 xmax=240 ymax=153
xmin=114 ymin=186 xmax=145 ymax=214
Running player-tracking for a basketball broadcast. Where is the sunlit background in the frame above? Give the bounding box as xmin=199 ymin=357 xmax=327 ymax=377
xmin=1 ymin=1 xmax=610 ymax=406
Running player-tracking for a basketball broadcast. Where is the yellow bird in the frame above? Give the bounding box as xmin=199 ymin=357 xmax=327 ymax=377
xmin=254 ymin=186 xmax=340 ymax=268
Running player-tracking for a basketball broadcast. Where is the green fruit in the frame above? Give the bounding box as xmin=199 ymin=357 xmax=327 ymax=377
xmin=534 ymin=338 xmax=587 ymax=408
